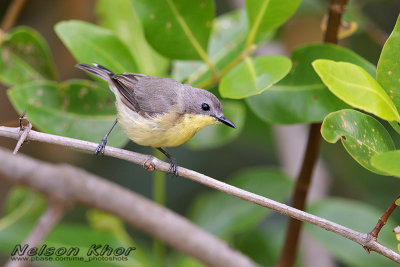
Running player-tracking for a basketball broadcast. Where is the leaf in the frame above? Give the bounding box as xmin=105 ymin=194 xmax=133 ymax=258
xmin=389 ymin=121 xmax=400 ymax=136
xmin=172 ymin=10 xmax=275 ymax=87
xmin=321 ymin=109 xmax=395 ymax=174
xmin=186 ymin=100 xmax=245 ymax=149
xmin=7 ymin=79 xmax=128 ymax=147
xmin=96 ymin=0 xmax=168 ymax=76
xmin=219 ymin=56 xmax=291 ymax=99
xmin=86 ymin=210 xmax=150 ymax=266
xmin=55 ymin=20 xmax=138 ymax=73
xmin=0 ymin=191 xmax=147 ymax=267
xmin=188 ymin=167 xmax=292 ymax=238
xmin=377 ymin=14 xmax=400 ymax=111
xmin=313 ymin=59 xmax=400 ymax=122
xmin=132 ymin=0 xmax=214 ymax=60
xmin=172 ymin=257 xmax=205 ymax=267
xmin=371 ymin=151 xmax=400 ymax=178
xmin=172 ymin=10 xmax=249 ymax=84
xmin=0 ymin=26 xmax=57 ymax=86
xmin=87 ymin=210 xmax=126 ymax=234
xmin=233 ymin=226 xmax=284 ymax=266
xmin=245 ymin=0 xmax=301 ymax=44
xmin=247 ymin=43 xmax=376 ymax=124
xmin=0 ymin=222 xmax=144 ymax=267
xmin=306 ymin=198 xmax=398 ymax=267
xmin=0 ymin=188 xmax=44 ymax=231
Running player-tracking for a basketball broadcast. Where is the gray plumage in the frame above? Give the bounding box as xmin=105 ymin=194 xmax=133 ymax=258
xmin=75 ymin=63 xmax=224 ymax=119
xmin=76 ymin=63 xmax=235 ymax=175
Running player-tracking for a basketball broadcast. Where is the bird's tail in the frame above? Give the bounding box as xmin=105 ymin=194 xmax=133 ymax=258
xmin=75 ymin=63 xmax=114 ymax=82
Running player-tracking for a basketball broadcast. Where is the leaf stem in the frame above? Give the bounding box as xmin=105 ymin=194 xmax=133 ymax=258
xmin=1 ymin=0 xmax=27 ymax=32
xmin=244 ymin=0 xmax=270 ymax=48
xmin=197 ymin=44 xmax=257 ymax=89
xmin=165 ymin=0 xmax=218 ymax=79
xmin=368 ymin=193 xmax=400 ymax=240
xmin=152 ymin=148 xmax=166 ymax=266
xmin=219 ymin=45 xmax=257 ymax=78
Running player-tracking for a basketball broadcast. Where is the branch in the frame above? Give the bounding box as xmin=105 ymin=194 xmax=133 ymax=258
xmin=0 ymin=146 xmax=259 ymax=267
xmin=278 ymin=1 xmax=348 ymax=266
xmin=368 ymin=194 xmax=400 ymax=242
xmin=278 ymin=123 xmax=322 ymax=267
xmin=13 ymin=112 xmax=31 ymax=154
xmin=324 ymin=0 xmax=349 ymax=44
xmin=0 ymin=126 xmax=400 ymax=264
xmin=5 ymin=201 xmax=66 ymax=267
xmin=1 ymin=0 xmax=27 ymax=32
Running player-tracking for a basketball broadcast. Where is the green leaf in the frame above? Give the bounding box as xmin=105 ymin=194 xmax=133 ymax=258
xmin=371 ymin=151 xmax=400 ymax=178
xmin=0 ymin=189 xmax=148 ymax=267
xmin=389 ymin=121 xmax=400 ymax=136
xmin=233 ymin=226 xmax=284 ymax=266
xmin=186 ymin=100 xmax=245 ymax=149
xmin=7 ymin=79 xmax=128 ymax=147
xmin=96 ymin=0 xmax=168 ymax=76
xmin=245 ymin=0 xmax=301 ymax=44
xmin=172 ymin=10 xmax=275 ymax=88
xmin=188 ymin=167 xmax=292 ymax=238
xmin=219 ymin=56 xmax=291 ymax=99
xmin=321 ymin=109 xmax=395 ymax=174
xmin=55 ymin=20 xmax=138 ymax=73
xmin=172 ymin=10 xmax=249 ymax=84
xmin=132 ymin=0 xmax=214 ymax=60
xmin=0 ymin=188 xmax=44 ymax=232
xmin=377 ymin=15 xmax=400 ymax=111
xmin=306 ymin=198 xmax=398 ymax=267
xmin=247 ymin=44 xmax=376 ymax=124
xmin=0 ymin=26 xmax=57 ymax=86
xmin=1 ymin=222 xmax=144 ymax=266
xmin=313 ymin=59 xmax=400 ymax=122
xmin=172 ymin=257 xmax=205 ymax=267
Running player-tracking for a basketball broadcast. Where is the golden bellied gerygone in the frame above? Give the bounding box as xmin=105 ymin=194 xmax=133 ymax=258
xmin=76 ymin=63 xmax=236 ymax=176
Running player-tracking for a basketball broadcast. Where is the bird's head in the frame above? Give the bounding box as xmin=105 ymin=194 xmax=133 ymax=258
xmin=183 ymin=85 xmax=236 ymax=129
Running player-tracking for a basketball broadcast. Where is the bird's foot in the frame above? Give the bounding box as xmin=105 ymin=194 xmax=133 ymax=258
xmin=95 ymin=137 xmax=107 ymax=155
xmin=167 ymin=157 xmax=178 ymax=177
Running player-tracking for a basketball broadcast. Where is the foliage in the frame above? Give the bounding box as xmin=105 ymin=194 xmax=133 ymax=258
xmin=316 ymin=14 xmax=400 ymax=178
xmin=306 ymin=198 xmax=398 ymax=267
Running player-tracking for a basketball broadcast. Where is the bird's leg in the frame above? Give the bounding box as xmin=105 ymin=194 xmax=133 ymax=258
xmin=157 ymin=148 xmax=178 ymax=176
xmin=95 ymin=118 xmax=118 ymax=155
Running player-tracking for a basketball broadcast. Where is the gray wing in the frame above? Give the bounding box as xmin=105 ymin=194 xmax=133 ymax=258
xmin=111 ymin=74 xmax=182 ymax=117
xmin=75 ymin=63 xmax=182 ymax=117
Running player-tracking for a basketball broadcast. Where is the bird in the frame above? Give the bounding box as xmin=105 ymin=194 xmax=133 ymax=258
xmin=76 ymin=63 xmax=236 ymax=176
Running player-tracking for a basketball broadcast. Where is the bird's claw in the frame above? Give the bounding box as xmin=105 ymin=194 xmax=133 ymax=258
xmin=167 ymin=157 xmax=178 ymax=176
xmin=95 ymin=137 xmax=107 ymax=155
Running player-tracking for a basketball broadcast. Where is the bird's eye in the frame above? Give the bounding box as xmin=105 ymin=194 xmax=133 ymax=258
xmin=201 ymin=103 xmax=210 ymax=111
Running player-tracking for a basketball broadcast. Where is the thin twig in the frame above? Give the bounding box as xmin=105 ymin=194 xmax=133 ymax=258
xmin=13 ymin=112 xmax=31 ymax=154
xmin=1 ymin=0 xmax=27 ymax=32
xmin=5 ymin=201 xmax=66 ymax=267
xmin=0 ymin=126 xmax=399 ymax=264
xmin=368 ymin=194 xmax=400 ymax=244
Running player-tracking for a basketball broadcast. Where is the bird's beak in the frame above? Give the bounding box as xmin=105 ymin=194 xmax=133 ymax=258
xmin=216 ymin=115 xmax=236 ymax=128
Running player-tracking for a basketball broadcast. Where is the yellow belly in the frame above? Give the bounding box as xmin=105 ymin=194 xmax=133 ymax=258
xmin=116 ymin=100 xmax=217 ymax=147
